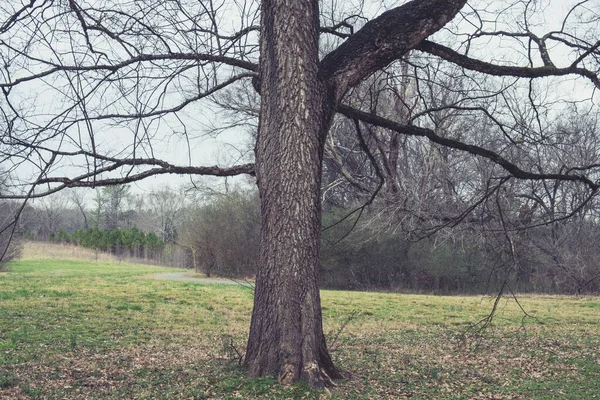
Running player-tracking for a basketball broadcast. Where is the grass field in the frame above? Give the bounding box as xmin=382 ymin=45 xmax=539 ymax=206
xmin=1 ymin=243 xmax=599 ymax=399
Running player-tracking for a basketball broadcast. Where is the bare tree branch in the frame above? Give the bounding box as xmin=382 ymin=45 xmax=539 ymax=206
xmin=417 ymin=40 xmax=600 ymax=89
xmin=1 ymin=162 xmax=254 ymax=200
xmin=338 ymin=104 xmax=600 ymax=191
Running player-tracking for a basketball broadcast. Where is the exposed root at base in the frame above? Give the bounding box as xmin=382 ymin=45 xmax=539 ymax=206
xmin=304 ymin=361 xmax=338 ymax=389
xmin=277 ymin=361 xmax=340 ymax=389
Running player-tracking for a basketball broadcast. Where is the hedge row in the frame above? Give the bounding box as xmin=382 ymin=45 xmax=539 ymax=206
xmin=49 ymin=227 xmax=164 ymax=258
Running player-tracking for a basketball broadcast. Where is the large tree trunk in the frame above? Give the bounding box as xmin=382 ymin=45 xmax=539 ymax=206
xmin=244 ymin=0 xmax=340 ymax=387
xmin=245 ymin=0 xmax=468 ymax=388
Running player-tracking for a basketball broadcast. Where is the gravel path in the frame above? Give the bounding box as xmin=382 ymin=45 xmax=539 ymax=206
xmin=153 ymin=272 xmax=251 ymax=286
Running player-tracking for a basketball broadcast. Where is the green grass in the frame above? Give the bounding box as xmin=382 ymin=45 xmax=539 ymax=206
xmin=1 ymin=255 xmax=599 ymax=399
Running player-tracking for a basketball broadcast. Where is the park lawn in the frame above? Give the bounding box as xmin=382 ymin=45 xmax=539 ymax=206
xmin=0 ymin=255 xmax=599 ymax=399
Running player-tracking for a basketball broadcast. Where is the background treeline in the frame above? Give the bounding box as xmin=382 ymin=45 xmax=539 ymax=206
xmin=5 ymin=179 xmax=599 ymax=294
xmin=321 ymin=211 xmax=600 ymax=294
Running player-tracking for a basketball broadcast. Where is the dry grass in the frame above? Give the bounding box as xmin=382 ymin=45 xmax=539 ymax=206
xmin=22 ymin=241 xmax=119 ymax=263
xmin=21 ymin=241 xmax=167 ymax=268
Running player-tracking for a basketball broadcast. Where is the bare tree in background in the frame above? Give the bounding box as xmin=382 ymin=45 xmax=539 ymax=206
xmin=1 ymin=0 xmax=599 ymax=387
xmin=69 ymin=188 xmax=89 ymax=230
xmin=0 ymin=203 xmax=22 ymax=269
xmin=147 ymin=186 xmax=184 ymax=243
xmin=33 ymin=192 xmax=68 ymax=239
xmin=102 ymin=184 xmax=130 ymax=230
xmin=0 ymin=170 xmax=22 ymax=268
xmin=89 ymin=189 xmax=106 ymax=229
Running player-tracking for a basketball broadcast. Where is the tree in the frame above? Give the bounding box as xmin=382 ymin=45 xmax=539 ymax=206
xmin=90 ymin=189 xmax=106 ymax=230
xmin=69 ymin=188 xmax=90 ymax=230
xmin=146 ymin=186 xmax=184 ymax=244
xmin=1 ymin=0 xmax=599 ymax=388
xmin=102 ymin=184 xmax=130 ymax=231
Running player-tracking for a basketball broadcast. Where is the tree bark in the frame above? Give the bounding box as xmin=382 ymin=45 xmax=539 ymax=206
xmin=245 ymin=0 xmax=340 ymax=387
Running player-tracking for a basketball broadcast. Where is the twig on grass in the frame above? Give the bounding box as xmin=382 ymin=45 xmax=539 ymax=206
xmin=328 ymin=310 xmax=360 ymax=352
xmin=220 ymin=334 xmax=244 ymax=365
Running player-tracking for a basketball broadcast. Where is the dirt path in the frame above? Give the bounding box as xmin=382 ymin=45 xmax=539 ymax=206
xmin=153 ymin=272 xmax=252 ymax=287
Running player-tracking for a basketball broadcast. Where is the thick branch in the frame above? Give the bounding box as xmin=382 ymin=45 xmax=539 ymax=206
xmin=321 ymin=0 xmax=468 ymax=102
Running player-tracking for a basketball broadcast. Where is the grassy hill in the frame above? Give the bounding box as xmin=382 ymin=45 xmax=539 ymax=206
xmin=0 ymin=243 xmax=599 ymax=399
